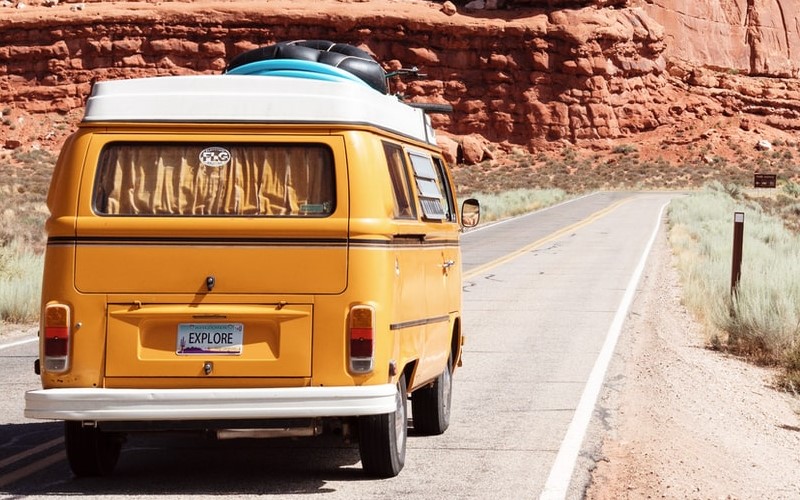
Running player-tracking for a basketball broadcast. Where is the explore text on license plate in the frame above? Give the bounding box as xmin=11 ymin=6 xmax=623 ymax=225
xmin=177 ymin=323 xmax=244 ymax=355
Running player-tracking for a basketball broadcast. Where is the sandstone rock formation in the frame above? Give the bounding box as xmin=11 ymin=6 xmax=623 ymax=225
xmin=639 ymin=0 xmax=800 ymax=78
xmin=0 ymin=0 xmax=799 ymax=163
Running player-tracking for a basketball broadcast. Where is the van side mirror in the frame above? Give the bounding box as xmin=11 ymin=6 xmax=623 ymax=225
xmin=460 ymin=198 xmax=480 ymax=228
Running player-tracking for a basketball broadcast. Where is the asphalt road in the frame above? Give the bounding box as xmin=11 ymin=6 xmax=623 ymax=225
xmin=0 ymin=191 xmax=675 ymax=499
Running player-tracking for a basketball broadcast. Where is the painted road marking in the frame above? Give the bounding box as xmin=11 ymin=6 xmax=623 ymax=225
xmin=463 ymin=197 xmax=633 ymax=280
xmin=0 ymin=436 xmax=65 ymax=488
xmin=0 ymin=336 xmax=37 ymax=351
xmin=463 ymin=192 xmax=595 ymax=235
xmin=539 ymin=201 xmax=669 ymax=500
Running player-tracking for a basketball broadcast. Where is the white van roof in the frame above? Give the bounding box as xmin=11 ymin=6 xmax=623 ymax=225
xmin=83 ymin=75 xmax=438 ymax=146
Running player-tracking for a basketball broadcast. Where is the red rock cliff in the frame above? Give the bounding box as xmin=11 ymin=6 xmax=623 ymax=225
xmin=0 ymin=0 xmax=798 ymax=161
xmin=637 ymin=0 xmax=800 ymax=78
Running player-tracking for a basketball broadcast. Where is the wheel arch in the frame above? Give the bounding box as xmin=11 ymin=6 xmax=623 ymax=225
xmin=402 ymin=361 xmax=418 ymax=392
xmin=402 ymin=315 xmax=462 ymax=393
xmin=450 ymin=315 xmax=463 ymax=371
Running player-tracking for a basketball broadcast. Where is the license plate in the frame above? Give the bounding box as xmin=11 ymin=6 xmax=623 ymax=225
xmin=177 ymin=323 xmax=244 ymax=355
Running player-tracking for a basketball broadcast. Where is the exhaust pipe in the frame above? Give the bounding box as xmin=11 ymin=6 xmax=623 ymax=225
xmin=216 ymin=425 xmax=321 ymax=440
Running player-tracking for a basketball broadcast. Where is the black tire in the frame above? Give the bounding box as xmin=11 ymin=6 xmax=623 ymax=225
xmin=358 ymin=374 xmax=407 ymax=478
xmin=411 ymin=354 xmax=453 ymax=435
xmin=64 ymin=421 xmax=124 ymax=477
xmin=405 ymin=102 xmax=454 ymax=114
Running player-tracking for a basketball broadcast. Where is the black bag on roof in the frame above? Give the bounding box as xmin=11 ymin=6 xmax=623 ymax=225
xmin=227 ymin=40 xmax=388 ymax=94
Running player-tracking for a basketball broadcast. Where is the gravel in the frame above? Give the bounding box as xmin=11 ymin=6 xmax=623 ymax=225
xmin=585 ymin=224 xmax=800 ymax=498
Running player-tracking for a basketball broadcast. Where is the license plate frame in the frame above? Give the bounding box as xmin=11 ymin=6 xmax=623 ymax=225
xmin=177 ymin=323 xmax=244 ymax=355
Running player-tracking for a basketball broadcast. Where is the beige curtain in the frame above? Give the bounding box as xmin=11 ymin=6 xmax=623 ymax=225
xmin=95 ymin=145 xmax=334 ymax=216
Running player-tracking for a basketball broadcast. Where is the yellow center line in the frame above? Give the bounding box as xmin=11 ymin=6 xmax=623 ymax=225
xmin=463 ymin=197 xmax=633 ymax=280
xmin=0 ymin=438 xmax=66 ymax=488
xmin=0 ymin=436 xmax=64 ymax=470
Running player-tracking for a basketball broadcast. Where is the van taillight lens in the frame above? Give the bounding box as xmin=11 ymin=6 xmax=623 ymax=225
xmin=349 ymin=305 xmax=374 ymax=373
xmin=44 ymin=304 xmax=70 ymax=372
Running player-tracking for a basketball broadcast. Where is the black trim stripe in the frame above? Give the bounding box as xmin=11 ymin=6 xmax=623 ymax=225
xmin=47 ymin=236 xmax=461 ymax=249
xmin=390 ymin=315 xmax=449 ymax=331
xmin=351 ymin=238 xmax=460 ymax=248
xmin=48 ymin=236 xmax=347 ymax=247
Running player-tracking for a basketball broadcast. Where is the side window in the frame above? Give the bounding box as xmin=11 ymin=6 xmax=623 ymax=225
xmin=433 ymin=156 xmax=456 ymax=222
xmin=382 ymin=142 xmax=416 ymax=219
xmin=408 ymin=152 xmax=448 ymax=221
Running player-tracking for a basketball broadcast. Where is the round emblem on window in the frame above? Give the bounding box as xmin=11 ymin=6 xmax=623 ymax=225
xmin=199 ymin=147 xmax=231 ymax=167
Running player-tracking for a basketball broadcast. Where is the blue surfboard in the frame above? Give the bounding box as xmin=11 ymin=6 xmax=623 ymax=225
xmin=226 ymin=59 xmax=371 ymax=88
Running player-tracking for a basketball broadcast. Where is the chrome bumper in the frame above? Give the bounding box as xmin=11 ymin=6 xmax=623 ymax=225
xmin=25 ymin=385 xmax=396 ymax=421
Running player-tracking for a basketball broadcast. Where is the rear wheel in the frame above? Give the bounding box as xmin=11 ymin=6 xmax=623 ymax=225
xmin=411 ymin=354 xmax=453 ymax=435
xmin=64 ymin=421 xmax=124 ymax=477
xmin=358 ymin=374 xmax=407 ymax=478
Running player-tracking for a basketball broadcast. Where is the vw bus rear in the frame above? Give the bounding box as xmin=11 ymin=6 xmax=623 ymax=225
xmin=25 ymin=42 xmax=479 ymax=479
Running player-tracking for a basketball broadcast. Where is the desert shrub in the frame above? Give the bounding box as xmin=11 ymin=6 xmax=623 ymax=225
xmin=1 ymin=148 xmax=54 ymax=251
xmin=724 ymin=183 xmax=743 ymax=199
xmin=460 ymin=188 xmax=567 ymax=223
xmin=612 ymin=144 xmax=637 ymax=155
xmin=782 ymin=346 xmax=800 ymax=392
xmin=669 ymin=185 xmax=800 ymax=384
xmin=0 ymin=239 xmax=43 ymax=323
xmin=781 ymin=202 xmax=800 ymax=218
xmin=783 ymin=181 xmax=800 ymax=198
xmin=561 ymin=147 xmax=577 ymax=162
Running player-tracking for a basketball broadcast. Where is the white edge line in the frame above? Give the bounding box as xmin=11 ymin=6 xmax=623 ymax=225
xmin=0 ymin=336 xmax=38 ymax=351
xmin=539 ymin=201 xmax=670 ymax=500
xmin=461 ymin=192 xmax=598 ymax=236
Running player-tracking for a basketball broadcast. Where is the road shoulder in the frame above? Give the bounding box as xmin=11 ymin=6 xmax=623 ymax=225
xmin=0 ymin=323 xmax=37 ymax=342
xmin=585 ymin=222 xmax=800 ymax=498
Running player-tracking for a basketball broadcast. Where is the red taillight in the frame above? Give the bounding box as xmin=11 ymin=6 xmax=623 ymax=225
xmin=349 ymin=305 xmax=375 ymax=373
xmin=43 ymin=304 xmax=70 ymax=372
xmin=350 ymin=327 xmax=373 ymax=357
xmin=44 ymin=327 xmax=69 ymax=357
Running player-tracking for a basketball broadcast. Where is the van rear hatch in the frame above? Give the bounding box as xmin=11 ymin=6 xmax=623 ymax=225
xmin=72 ymin=137 xmax=348 ymax=380
xmin=74 ymin=138 xmax=348 ymax=295
xmin=105 ymin=303 xmax=314 ymax=378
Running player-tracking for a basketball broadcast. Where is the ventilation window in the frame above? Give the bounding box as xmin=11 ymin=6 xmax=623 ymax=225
xmin=408 ymin=152 xmax=446 ymax=221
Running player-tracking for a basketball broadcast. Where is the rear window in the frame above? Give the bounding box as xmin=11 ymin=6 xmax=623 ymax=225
xmin=93 ymin=143 xmax=335 ymax=216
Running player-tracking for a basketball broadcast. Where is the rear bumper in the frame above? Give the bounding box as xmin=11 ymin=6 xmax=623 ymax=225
xmin=24 ymin=385 xmax=396 ymax=421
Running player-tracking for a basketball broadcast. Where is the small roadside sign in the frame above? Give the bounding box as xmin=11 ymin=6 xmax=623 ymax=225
xmin=754 ymin=173 xmax=777 ymax=188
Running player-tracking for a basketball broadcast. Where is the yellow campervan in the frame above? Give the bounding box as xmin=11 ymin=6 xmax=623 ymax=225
xmin=25 ymin=41 xmax=480 ymax=478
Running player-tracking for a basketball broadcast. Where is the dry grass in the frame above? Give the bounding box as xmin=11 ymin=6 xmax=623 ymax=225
xmin=454 ymin=145 xmax=800 ymax=388
xmin=0 ymin=147 xmax=53 ymax=252
xmin=452 ymin=144 xmax=764 ymax=197
xmin=0 ymin=147 xmax=52 ymax=323
xmin=459 ymin=188 xmax=566 ymax=223
xmin=0 ymin=239 xmax=43 ymax=323
xmin=668 ymin=182 xmax=800 ymax=389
